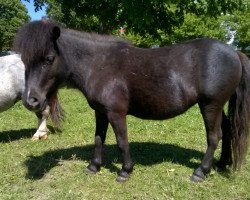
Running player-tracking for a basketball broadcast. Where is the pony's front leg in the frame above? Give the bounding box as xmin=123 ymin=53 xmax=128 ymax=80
xmin=32 ymin=105 xmax=50 ymax=141
xmin=108 ymin=112 xmax=133 ymax=182
xmin=86 ymin=111 xmax=109 ymax=173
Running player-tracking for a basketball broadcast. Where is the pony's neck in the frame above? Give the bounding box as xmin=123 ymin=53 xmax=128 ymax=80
xmin=57 ymin=30 xmax=102 ymax=93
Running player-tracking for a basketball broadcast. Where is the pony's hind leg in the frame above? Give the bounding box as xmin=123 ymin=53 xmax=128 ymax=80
xmin=191 ymin=103 xmax=223 ymax=182
xmin=86 ymin=111 xmax=109 ymax=173
xmin=216 ymin=111 xmax=232 ymax=170
xmin=107 ymin=112 xmax=133 ymax=182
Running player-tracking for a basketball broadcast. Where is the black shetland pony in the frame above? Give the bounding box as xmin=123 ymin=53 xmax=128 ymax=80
xmin=14 ymin=20 xmax=250 ymax=182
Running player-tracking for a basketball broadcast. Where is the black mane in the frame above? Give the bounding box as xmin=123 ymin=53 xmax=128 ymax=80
xmin=13 ymin=20 xmax=58 ymax=64
xmin=13 ymin=20 xmax=131 ymax=65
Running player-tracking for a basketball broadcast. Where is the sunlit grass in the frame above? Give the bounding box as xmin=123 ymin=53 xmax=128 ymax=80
xmin=0 ymin=88 xmax=249 ymax=199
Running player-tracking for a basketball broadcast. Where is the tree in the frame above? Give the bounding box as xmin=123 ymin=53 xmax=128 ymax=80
xmin=229 ymin=7 xmax=250 ymax=50
xmin=125 ymin=13 xmax=229 ymax=47
xmin=26 ymin=0 xmax=249 ymax=48
xmin=0 ymin=0 xmax=30 ymax=51
xmin=29 ymin=0 xmax=245 ymax=36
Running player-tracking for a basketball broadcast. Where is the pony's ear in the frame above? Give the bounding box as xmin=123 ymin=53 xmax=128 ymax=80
xmin=52 ymin=26 xmax=60 ymax=41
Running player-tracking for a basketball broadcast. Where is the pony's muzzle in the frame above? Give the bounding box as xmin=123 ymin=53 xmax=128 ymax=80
xmin=23 ymin=89 xmax=46 ymax=112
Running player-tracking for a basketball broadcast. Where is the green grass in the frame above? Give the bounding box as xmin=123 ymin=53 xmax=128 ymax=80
xmin=0 ymin=88 xmax=249 ymax=200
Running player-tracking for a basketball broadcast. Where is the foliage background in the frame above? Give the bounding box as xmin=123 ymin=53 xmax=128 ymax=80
xmin=0 ymin=0 xmax=30 ymax=51
xmin=31 ymin=0 xmax=250 ymax=48
xmin=0 ymin=0 xmax=249 ymax=50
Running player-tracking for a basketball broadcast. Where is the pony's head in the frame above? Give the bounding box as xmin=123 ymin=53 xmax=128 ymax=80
xmin=14 ymin=20 xmax=65 ymax=112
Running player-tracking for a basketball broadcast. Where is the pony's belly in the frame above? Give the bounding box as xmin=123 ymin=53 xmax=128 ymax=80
xmin=128 ymin=101 xmax=192 ymax=120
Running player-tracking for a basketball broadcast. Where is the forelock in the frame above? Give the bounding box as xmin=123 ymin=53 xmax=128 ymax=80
xmin=13 ymin=20 xmax=59 ymax=65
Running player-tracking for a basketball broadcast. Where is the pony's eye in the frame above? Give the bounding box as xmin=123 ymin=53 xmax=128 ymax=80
xmin=42 ymin=55 xmax=55 ymax=69
xmin=45 ymin=55 xmax=55 ymax=65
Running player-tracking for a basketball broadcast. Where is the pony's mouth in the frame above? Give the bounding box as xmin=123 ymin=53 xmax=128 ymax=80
xmin=23 ymin=96 xmax=48 ymax=113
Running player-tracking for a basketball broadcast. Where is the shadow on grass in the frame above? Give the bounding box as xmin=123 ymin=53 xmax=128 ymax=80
xmin=0 ymin=126 xmax=59 ymax=143
xmin=0 ymin=128 xmax=36 ymax=143
xmin=25 ymin=142 xmax=204 ymax=180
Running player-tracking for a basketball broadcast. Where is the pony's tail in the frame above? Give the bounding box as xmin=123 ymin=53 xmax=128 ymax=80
xmin=228 ymin=52 xmax=250 ymax=170
xmin=48 ymin=93 xmax=64 ymax=129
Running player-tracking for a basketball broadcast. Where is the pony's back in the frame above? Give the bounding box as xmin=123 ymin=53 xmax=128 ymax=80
xmin=0 ymin=54 xmax=25 ymax=111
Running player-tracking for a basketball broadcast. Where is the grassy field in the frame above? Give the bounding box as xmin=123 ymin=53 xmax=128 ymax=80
xmin=0 ymin=88 xmax=249 ymax=200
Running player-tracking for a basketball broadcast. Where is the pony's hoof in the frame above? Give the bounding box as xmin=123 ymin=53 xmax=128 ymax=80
xmin=85 ymin=164 xmax=99 ymax=174
xmin=116 ymin=175 xmax=128 ymax=183
xmin=191 ymin=167 xmax=205 ymax=182
xmin=215 ymin=160 xmax=231 ymax=172
xmin=31 ymin=136 xmax=39 ymax=141
xmin=85 ymin=167 xmax=96 ymax=174
xmin=40 ymin=134 xmax=48 ymax=140
xmin=32 ymin=131 xmax=48 ymax=141
xmin=190 ymin=174 xmax=205 ymax=182
xmin=116 ymin=170 xmax=129 ymax=183
xmin=215 ymin=162 xmax=226 ymax=172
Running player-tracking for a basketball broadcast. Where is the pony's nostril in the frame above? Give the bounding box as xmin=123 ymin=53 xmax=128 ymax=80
xmin=30 ymin=97 xmax=38 ymax=104
xmin=28 ymin=97 xmax=39 ymax=107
